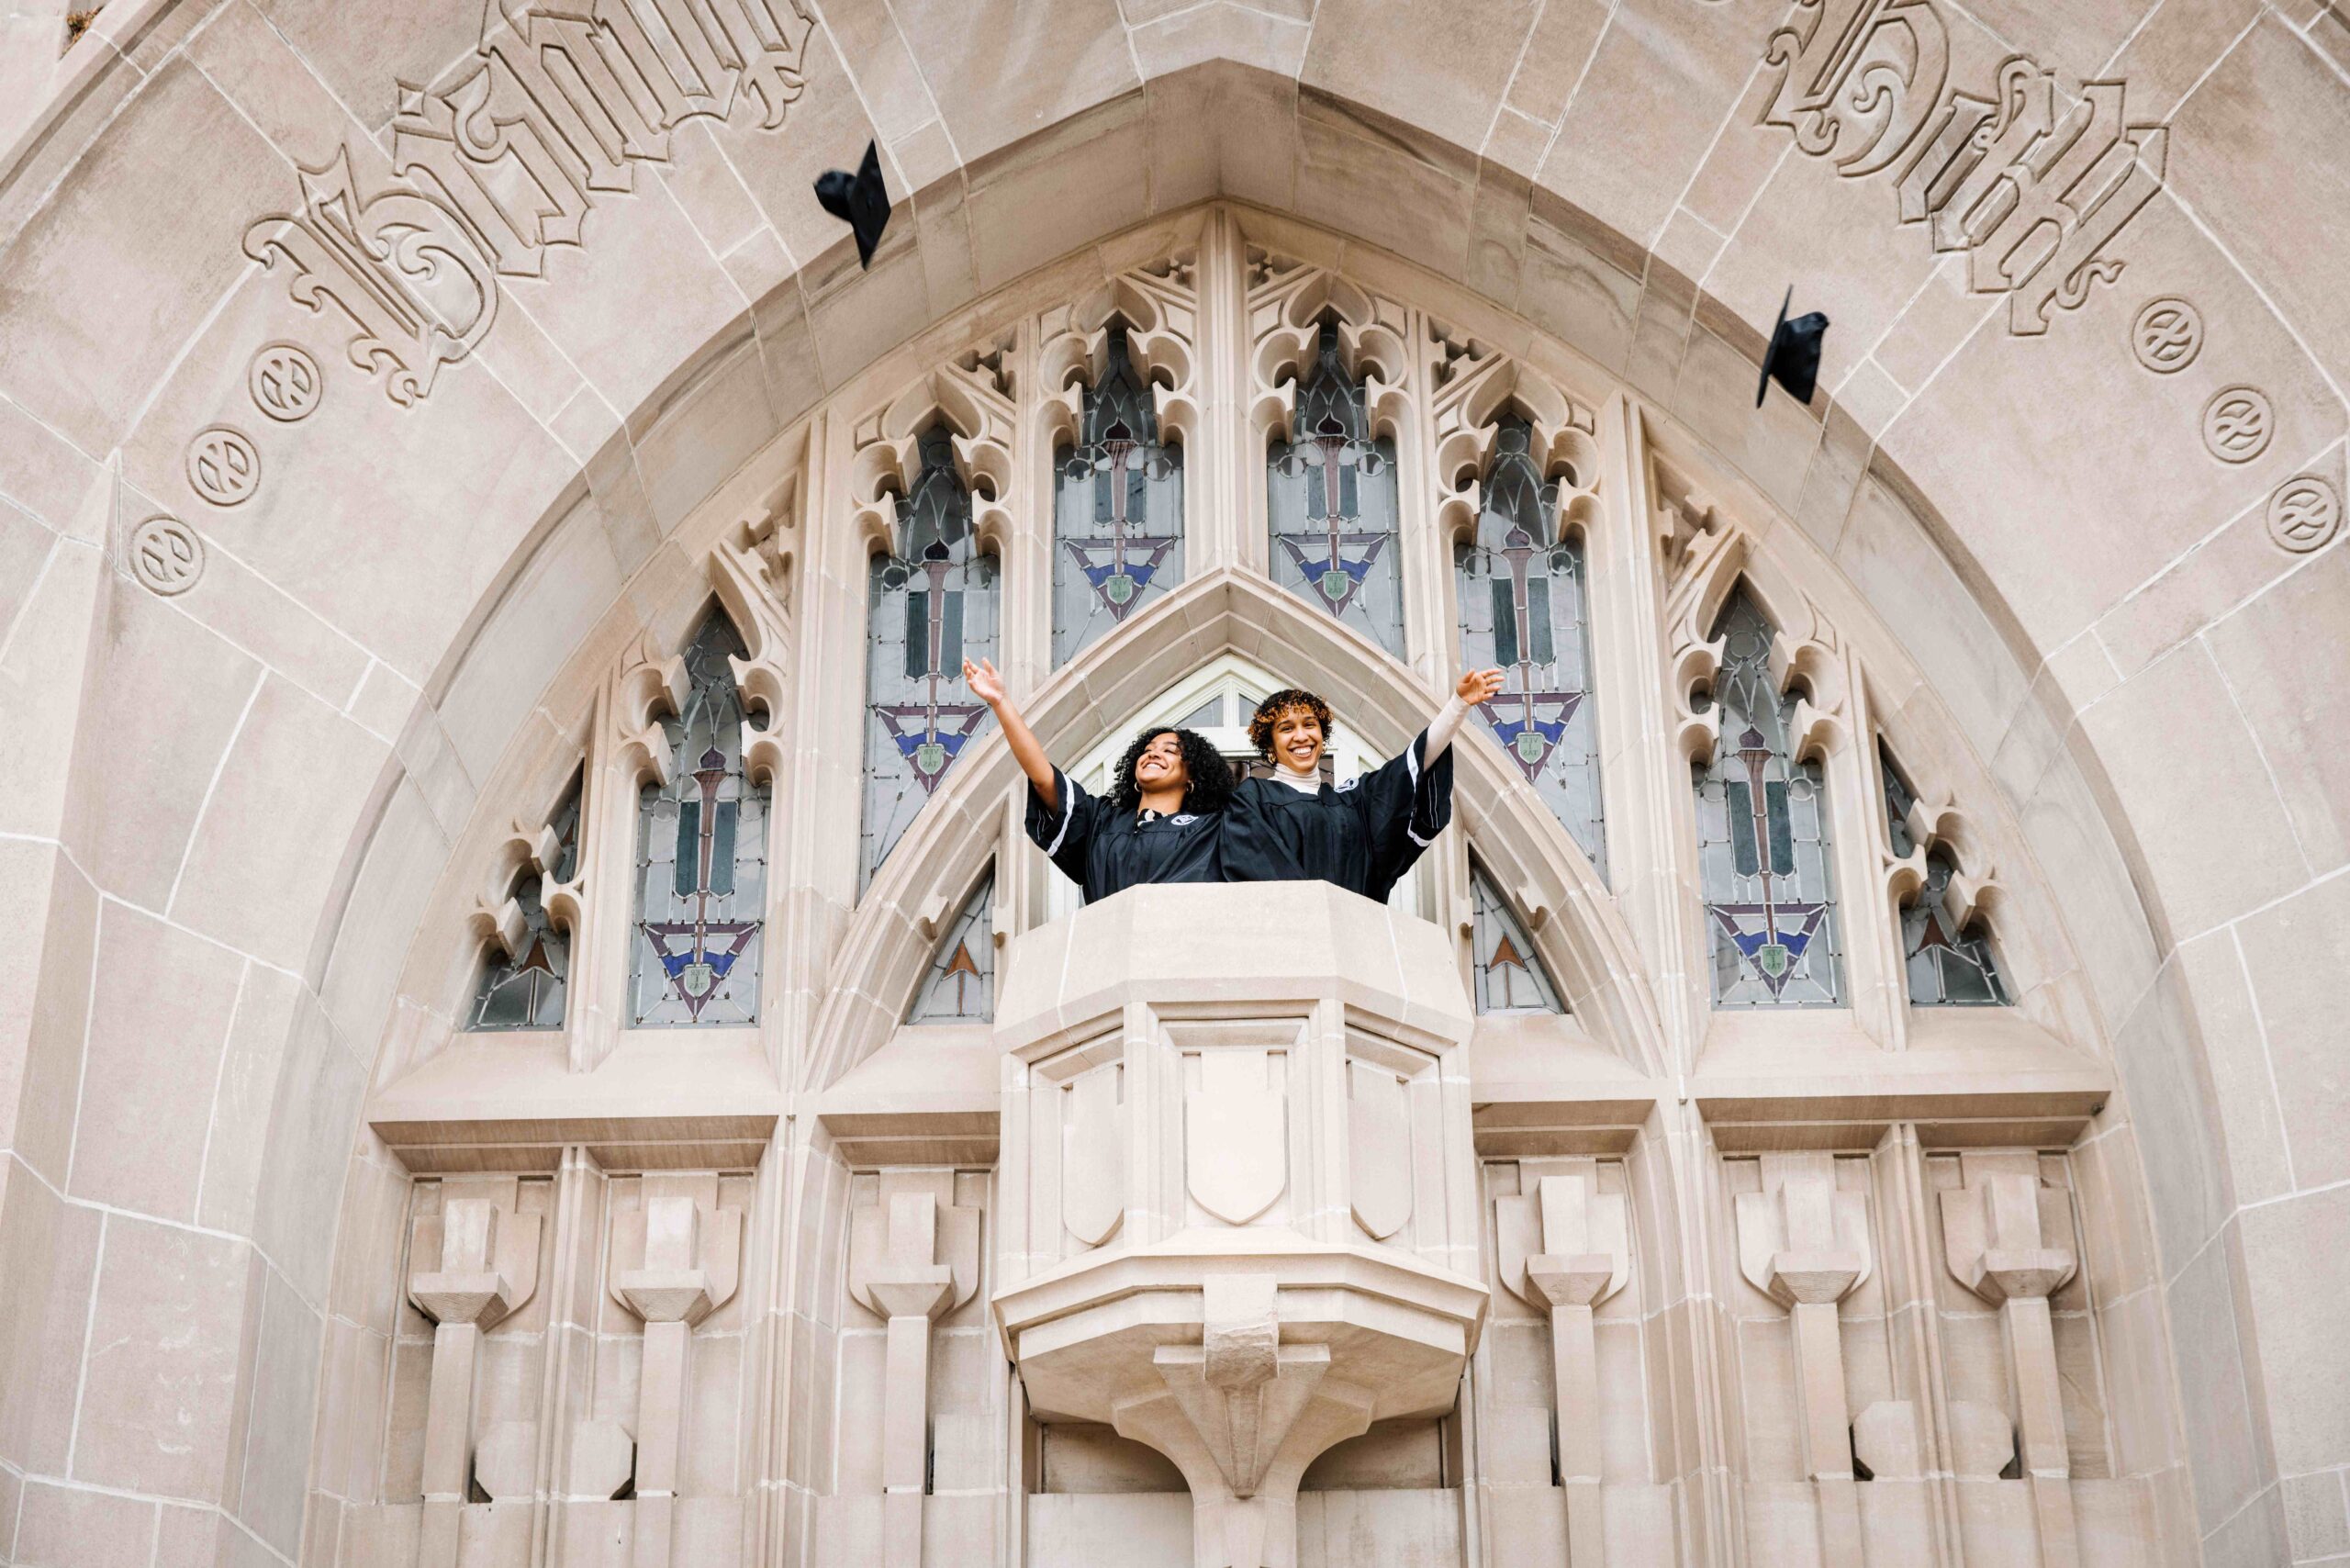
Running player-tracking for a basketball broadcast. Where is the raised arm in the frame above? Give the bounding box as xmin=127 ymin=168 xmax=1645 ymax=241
xmin=964 ymin=657 xmax=1058 ymax=811
xmin=1425 ymin=667 xmax=1505 ymax=764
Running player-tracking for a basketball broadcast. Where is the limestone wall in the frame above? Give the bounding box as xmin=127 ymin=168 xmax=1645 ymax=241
xmin=1 ymin=1 xmax=2345 ymax=1565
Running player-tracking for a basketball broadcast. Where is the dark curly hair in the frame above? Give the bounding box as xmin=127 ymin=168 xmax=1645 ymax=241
xmin=1110 ymin=727 xmax=1235 ymax=814
xmin=1248 ymin=688 xmax=1335 ymax=759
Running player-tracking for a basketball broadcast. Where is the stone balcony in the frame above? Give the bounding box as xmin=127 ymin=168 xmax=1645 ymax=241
xmin=988 ymin=884 xmax=1490 ymax=1568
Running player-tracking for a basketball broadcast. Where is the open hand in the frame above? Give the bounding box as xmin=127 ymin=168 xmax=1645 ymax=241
xmin=1457 ymin=666 xmax=1506 ymax=706
xmin=963 ymin=657 xmax=1006 ymax=707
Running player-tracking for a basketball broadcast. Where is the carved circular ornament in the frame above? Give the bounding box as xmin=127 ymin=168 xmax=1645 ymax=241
xmin=2266 ymin=476 xmax=2342 ymax=554
xmin=248 ymin=342 xmax=324 ymax=422
xmin=128 ymin=516 xmax=203 ymax=596
xmin=2130 ymin=297 xmax=2202 ymax=375
xmin=186 ymin=425 xmax=261 ymax=506
xmin=2200 ymin=386 xmax=2273 ymax=465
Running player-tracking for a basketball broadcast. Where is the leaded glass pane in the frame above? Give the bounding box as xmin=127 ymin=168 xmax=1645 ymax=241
xmin=1471 ymin=868 xmax=1563 ymax=1014
xmin=468 ymin=773 xmax=584 ymax=1031
xmin=1455 ymin=416 xmax=1606 ymax=879
xmin=1268 ymin=320 xmax=1404 ymax=657
xmin=1695 ymin=588 xmax=1842 ymax=1007
xmin=1053 ymin=328 xmax=1183 ymax=666
xmin=467 ymin=875 xmax=568 ymax=1029
xmin=631 ymin=613 xmax=767 ymax=1026
xmin=863 ymin=426 xmax=999 ymax=889
xmin=909 ymin=872 xmax=994 ymax=1024
xmin=1881 ymin=745 xmax=2009 ymax=1006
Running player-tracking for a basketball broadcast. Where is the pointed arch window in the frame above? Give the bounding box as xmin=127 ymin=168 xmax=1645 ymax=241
xmin=1054 ymin=326 xmax=1183 ymax=666
xmin=1694 ymin=588 xmax=1841 ymax=1007
xmin=909 ymin=872 xmax=994 ymax=1024
xmin=1268 ymin=319 xmax=1404 ymax=657
xmin=1456 ymin=415 xmax=1606 ymax=879
xmin=631 ymin=612 xmax=767 ymax=1027
xmin=863 ymin=425 xmax=999 ymax=888
xmin=1882 ymin=746 xmax=2009 ymax=1006
xmin=467 ymin=775 xmax=582 ymax=1030
xmin=1470 ymin=867 xmax=1564 ymax=1014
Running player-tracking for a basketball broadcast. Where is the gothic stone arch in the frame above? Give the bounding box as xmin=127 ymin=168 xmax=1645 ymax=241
xmin=3 ymin=8 xmax=2342 ymax=1566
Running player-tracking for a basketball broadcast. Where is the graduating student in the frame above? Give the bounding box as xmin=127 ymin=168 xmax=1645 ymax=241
xmin=1221 ymin=669 xmax=1506 ymax=902
xmin=963 ymin=657 xmax=1234 ymax=903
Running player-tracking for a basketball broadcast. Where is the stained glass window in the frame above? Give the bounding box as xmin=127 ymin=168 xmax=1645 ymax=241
xmin=465 ymin=776 xmax=581 ymax=1030
xmin=863 ymin=426 xmax=999 ymax=889
xmin=908 ymin=872 xmax=994 ymax=1024
xmin=1268 ymin=319 xmax=1404 ymax=657
xmin=1471 ymin=868 xmax=1563 ymax=1014
xmin=1694 ymin=588 xmax=1841 ymax=1007
xmin=1882 ymin=745 xmax=2008 ymax=1006
xmin=1456 ymin=416 xmax=1606 ymax=879
xmin=631 ymin=613 xmax=767 ymax=1026
xmin=1054 ymin=327 xmax=1183 ymax=666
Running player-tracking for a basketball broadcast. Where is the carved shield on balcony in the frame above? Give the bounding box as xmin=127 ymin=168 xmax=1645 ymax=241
xmin=1186 ymin=1050 xmax=1285 ymax=1226
xmin=1062 ymin=1066 xmax=1124 ymax=1247
xmin=1348 ymin=1060 xmax=1411 ymax=1240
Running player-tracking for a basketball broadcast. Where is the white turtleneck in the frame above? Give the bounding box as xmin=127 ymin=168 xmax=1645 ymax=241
xmin=1270 ymin=694 xmax=1472 ymax=791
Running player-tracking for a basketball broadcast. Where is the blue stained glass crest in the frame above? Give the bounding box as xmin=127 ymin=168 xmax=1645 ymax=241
xmin=1455 ymin=417 xmax=1606 ymax=879
xmin=863 ymin=426 xmax=999 ymax=889
xmin=1054 ymin=327 xmax=1183 ymax=666
xmin=632 ymin=614 xmax=767 ymax=1026
xmin=1694 ymin=588 xmax=1842 ymax=1007
xmin=1268 ymin=320 xmax=1404 ymax=657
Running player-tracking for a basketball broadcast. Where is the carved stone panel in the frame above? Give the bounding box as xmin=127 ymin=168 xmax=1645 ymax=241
xmin=1185 ymin=1048 xmax=1287 ymax=1226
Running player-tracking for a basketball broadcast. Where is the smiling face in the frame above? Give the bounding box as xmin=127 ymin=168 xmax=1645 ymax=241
xmin=1132 ymin=731 xmax=1192 ymax=794
xmin=1268 ymin=703 xmax=1326 ymax=773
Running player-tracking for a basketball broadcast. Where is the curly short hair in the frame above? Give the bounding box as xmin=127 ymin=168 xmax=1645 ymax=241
xmin=1110 ymin=727 xmax=1235 ymax=814
xmin=1248 ymin=688 xmax=1335 ymax=759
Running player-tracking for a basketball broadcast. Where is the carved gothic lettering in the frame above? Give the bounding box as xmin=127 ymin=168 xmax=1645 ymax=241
xmin=1762 ymin=0 xmax=1950 ymax=177
xmin=1769 ymin=0 xmax=2163 ymax=339
xmin=245 ymin=0 xmax=813 ymax=404
xmin=242 ymin=149 xmax=499 ymax=407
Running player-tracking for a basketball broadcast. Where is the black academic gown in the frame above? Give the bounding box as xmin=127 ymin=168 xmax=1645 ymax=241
xmin=1219 ymin=731 xmax=1453 ymax=902
xmin=1025 ymin=767 xmax=1224 ymax=903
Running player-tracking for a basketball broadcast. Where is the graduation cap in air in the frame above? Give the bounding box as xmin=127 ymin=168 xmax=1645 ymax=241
xmin=1756 ymin=286 xmax=1830 ymax=408
xmin=814 ymin=140 xmax=890 ymax=269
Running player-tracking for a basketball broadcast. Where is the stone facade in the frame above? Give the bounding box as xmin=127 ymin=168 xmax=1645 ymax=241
xmin=1 ymin=1 xmax=2346 ymax=1566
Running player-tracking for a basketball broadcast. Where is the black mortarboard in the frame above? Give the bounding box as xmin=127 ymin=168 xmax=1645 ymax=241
xmin=814 ymin=140 xmax=890 ymax=269
xmin=1756 ymin=286 xmax=1830 ymax=408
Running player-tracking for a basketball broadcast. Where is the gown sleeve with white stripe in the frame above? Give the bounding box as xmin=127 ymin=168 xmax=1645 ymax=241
xmin=1218 ymin=731 xmax=1453 ymax=902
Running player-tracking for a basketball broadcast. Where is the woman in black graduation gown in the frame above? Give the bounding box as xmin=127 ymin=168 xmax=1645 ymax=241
xmin=1221 ymin=669 xmax=1506 ymax=902
xmin=963 ymin=657 xmax=1233 ymax=902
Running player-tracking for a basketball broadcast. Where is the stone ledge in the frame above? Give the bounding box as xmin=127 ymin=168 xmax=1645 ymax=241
xmin=367 ymin=1032 xmax=782 ymax=1173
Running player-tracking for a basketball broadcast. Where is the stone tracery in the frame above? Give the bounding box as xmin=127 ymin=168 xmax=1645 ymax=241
xmin=324 ymin=213 xmax=2158 ymax=1568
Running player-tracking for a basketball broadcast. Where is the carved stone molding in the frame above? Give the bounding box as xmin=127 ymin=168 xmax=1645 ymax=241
xmin=1734 ymin=1157 xmax=1872 ymax=1568
xmin=850 ymin=353 xmax=1021 ymax=558
xmin=1656 ymin=459 xmax=1849 ymax=767
xmin=1037 ymin=254 xmax=1203 ymax=455
xmin=406 ymin=1178 xmax=545 ymax=1568
xmin=849 ymin=1181 xmax=982 ymax=1568
xmin=1243 ymin=248 xmax=1413 ymax=445
xmin=1427 ymin=337 xmax=1600 ymax=547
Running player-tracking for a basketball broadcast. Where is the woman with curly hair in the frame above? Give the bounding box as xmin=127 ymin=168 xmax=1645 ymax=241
xmin=963 ymin=657 xmax=1234 ymax=903
xmin=1222 ymin=668 xmax=1505 ymax=901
